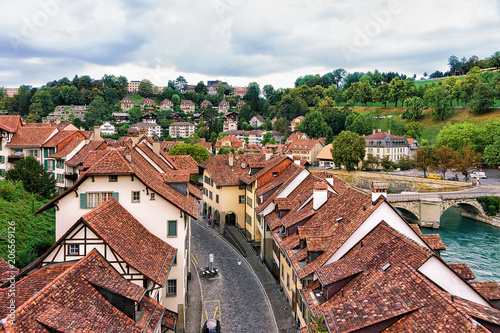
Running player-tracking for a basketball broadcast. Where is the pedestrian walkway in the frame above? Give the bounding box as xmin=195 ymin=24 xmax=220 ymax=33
xmin=223 ymin=223 xmax=297 ymax=333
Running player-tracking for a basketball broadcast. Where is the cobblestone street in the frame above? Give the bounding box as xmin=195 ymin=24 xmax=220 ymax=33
xmin=186 ymin=217 xmax=296 ymax=333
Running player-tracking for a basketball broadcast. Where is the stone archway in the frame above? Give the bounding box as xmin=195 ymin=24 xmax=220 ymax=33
xmin=440 ymin=199 xmax=488 ymax=221
xmin=214 ymin=210 xmax=220 ymax=226
xmin=203 ymin=202 xmax=207 ymax=215
xmin=208 ymin=206 xmax=212 ymax=219
xmin=225 ymin=212 xmax=236 ymax=226
xmin=394 ymin=207 xmax=420 ymax=223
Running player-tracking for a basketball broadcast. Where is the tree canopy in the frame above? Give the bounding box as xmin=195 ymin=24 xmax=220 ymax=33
xmin=330 ymin=131 xmax=365 ymax=171
xmin=6 ymin=156 xmax=56 ymax=199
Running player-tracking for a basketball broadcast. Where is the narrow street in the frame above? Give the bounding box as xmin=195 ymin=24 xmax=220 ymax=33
xmin=186 ymin=220 xmax=278 ymax=333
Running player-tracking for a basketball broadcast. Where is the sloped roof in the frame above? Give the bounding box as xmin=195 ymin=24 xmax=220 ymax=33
xmin=79 ymin=199 xmax=176 ymax=286
xmin=6 ymin=127 xmax=57 ymax=147
xmin=285 ymin=139 xmax=324 ymax=150
xmin=0 ymin=115 xmax=22 ymax=132
xmin=42 ymin=130 xmax=81 ymax=148
xmin=315 ymin=144 xmax=333 ymax=161
xmin=470 ymin=281 xmax=500 ymax=301
xmin=168 ymin=155 xmax=199 ymax=173
xmin=1 ymin=250 xmax=166 ymax=333
xmin=49 ymin=137 xmax=85 ymax=159
xmin=448 ymin=263 xmax=476 ymax=280
xmin=65 ymin=140 xmax=107 ymax=167
xmin=215 ymin=136 xmax=244 ymax=148
xmin=0 ymin=257 xmax=18 ymax=284
xmin=199 ymin=154 xmax=259 ymax=186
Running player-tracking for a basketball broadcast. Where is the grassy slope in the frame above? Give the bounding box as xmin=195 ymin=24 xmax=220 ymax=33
xmin=352 ymin=106 xmax=500 ymax=144
xmin=0 ymin=184 xmax=55 ymax=269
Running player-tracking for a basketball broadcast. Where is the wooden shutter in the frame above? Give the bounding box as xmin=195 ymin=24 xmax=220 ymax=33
xmin=80 ymin=193 xmax=87 ymax=209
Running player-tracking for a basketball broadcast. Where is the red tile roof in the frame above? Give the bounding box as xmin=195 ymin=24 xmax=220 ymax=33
xmin=79 ymin=199 xmax=176 ymax=286
xmin=169 ymin=155 xmax=199 ymax=173
xmin=0 ymin=258 xmax=18 ymax=284
xmin=449 ymin=263 xmax=476 ymax=280
xmin=42 ymin=130 xmax=81 ymax=147
xmin=285 ymin=139 xmax=323 ymax=150
xmin=49 ymin=137 xmax=85 ymax=159
xmin=6 ymin=127 xmax=57 ymax=147
xmin=215 ymin=136 xmax=244 ymax=148
xmin=199 ymin=154 xmax=258 ymax=186
xmin=1 ymin=250 xmax=166 ymax=332
xmin=0 ymin=115 xmax=22 ymax=132
xmin=471 ymin=281 xmax=500 ymax=301
xmin=60 ymin=140 xmax=108 ymax=167
xmin=421 ymin=233 xmax=447 ymax=251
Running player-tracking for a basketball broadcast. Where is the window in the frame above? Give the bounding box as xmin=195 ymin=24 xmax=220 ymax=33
xmin=247 ymin=196 xmax=252 ymax=208
xmin=86 ymin=192 xmax=114 ymax=208
xmin=281 ymin=264 xmax=284 ymax=279
xmin=56 ymin=160 xmax=64 ymax=168
xmin=150 ymin=192 xmax=156 ymax=200
xmin=239 ymin=195 xmax=245 ymax=204
xmin=167 ymin=279 xmax=177 ymax=296
xmin=44 ymin=159 xmax=55 ymax=171
xmin=173 ymin=251 xmax=177 ymax=266
xmin=209 ymin=191 xmax=213 ymax=200
xmin=132 ymin=191 xmax=140 ymax=203
xmin=109 ymin=175 xmax=118 ymax=182
xmin=0 ymin=169 xmax=5 ymax=177
xmin=167 ymin=220 xmax=177 ymax=237
xmin=68 ymin=244 xmax=79 ymax=255
xmin=0 ymin=156 xmax=4 ymax=164
xmin=27 ymin=149 xmax=39 ymax=157
xmin=247 ymin=184 xmax=252 ymax=192
xmin=245 ymin=213 xmax=252 ymax=226
xmin=286 ymin=273 xmax=290 ymax=289
xmin=216 ymin=194 xmax=219 ymax=203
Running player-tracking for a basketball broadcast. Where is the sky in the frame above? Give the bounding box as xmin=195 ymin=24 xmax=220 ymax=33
xmin=0 ymin=0 xmax=499 ymax=89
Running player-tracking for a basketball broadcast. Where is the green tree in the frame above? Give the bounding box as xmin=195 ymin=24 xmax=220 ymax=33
xmin=30 ymin=89 xmax=55 ymax=117
xmin=436 ymin=121 xmax=485 ymax=153
xmin=299 ymin=110 xmax=332 ymax=140
xmin=330 ymin=131 xmax=365 ymax=171
xmin=373 ymin=83 xmax=391 ymax=107
xmin=307 ymin=314 xmax=328 ymax=333
xmin=380 ymin=156 xmax=393 ymax=170
xmin=167 ymin=143 xmax=210 ymax=163
xmin=84 ymin=96 xmax=107 ymax=128
xmin=261 ymin=132 xmax=276 ymax=146
xmin=470 ymin=81 xmax=495 ymax=114
xmin=263 ymin=84 xmax=275 ymax=99
xmin=483 ymin=138 xmax=500 ymax=167
xmin=272 ymin=117 xmax=290 ymax=137
xmin=6 ymin=156 xmax=56 ymax=199
xmin=195 ymin=81 xmax=208 ymax=95
xmin=345 ymin=112 xmax=373 ymax=135
xmin=402 ymin=96 xmax=425 ymax=120
xmin=104 ymin=87 xmax=120 ymax=105
xmin=27 ymin=102 xmax=43 ymax=123
xmin=404 ymin=122 xmax=423 ymax=140
xmin=412 ymin=146 xmax=435 ymax=178
xmin=424 ymin=84 xmax=452 ymax=121
xmin=345 ymin=81 xmax=373 ymax=106
xmin=397 ymin=155 xmax=412 ymax=171
xmin=138 ymin=79 xmax=154 ymax=97
xmin=363 ymin=153 xmax=379 ymax=170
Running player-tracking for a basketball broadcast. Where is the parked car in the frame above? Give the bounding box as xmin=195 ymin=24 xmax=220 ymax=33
xmin=470 ymin=171 xmax=487 ymax=179
xmin=202 ymin=319 xmax=221 ymax=333
xmin=428 ymin=174 xmax=443 ymax=179
xmin=446 ymin=175 xmax=459 ymax=181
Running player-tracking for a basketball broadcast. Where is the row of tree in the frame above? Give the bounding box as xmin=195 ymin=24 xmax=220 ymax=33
xmin=329 ymin=131 xmax=483 ymax=179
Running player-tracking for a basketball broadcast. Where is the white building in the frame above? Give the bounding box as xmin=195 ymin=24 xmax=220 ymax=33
xmin=100 ymin=122 xmax=116 ymax=135
xmin=169 ymin=122 xmax=196 ymax=139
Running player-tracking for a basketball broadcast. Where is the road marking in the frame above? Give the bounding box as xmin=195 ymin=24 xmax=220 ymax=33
xmin=204 ymin=300 xmax=221 ymax=324
xmin=205 ymin=309 xmax=208 ymax=320
xmin=191 ymin=253 xmax=198 ymax=265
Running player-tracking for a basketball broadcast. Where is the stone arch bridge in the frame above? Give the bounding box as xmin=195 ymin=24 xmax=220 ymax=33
xmin=388 ymin=191 xmax=496 ymax=229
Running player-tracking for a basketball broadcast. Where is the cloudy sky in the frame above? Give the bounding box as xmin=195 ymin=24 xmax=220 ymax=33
xmin=1 ymin=0 xmax=499 ymax=89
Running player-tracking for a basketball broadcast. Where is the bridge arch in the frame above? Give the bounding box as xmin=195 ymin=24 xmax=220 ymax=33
xmin=440 ymin=199 xmax=487 ymax=221
xmin=394 ymin=207 xmax=420 ymax=223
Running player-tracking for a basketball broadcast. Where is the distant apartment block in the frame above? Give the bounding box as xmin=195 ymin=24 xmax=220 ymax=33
xmin=169 ymin=122 xmax=196 ymax=139
xmin=4 ymin=88 xmax=18 ymax=97
xmin=120 ymin=97 xmax=134 ymax=111
xmin=160 ymin=99 xmax=173 ymax=111
xmin=234 ymin=87 xmax=247 ymax=98
xmin=99 ymin=122 xmax=116 ymax=135
xmin=180 ymin=100 xmax=195 ymax=113
xmin=46 ymin=105 xmax=88 ymax=122
xmin=223 ymin=119 xmax=237 ymax=132
xmin=128 ymin=80 xmax=140 ymax=93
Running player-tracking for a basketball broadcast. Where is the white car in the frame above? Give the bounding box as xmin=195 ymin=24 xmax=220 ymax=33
xmin=470 ymin=171 xmax=487 ymax=179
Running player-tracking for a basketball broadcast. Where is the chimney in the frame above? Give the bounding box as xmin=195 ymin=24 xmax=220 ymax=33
xmin=152 ymin=136 xmax=160 ymax=156
xmin=371 ymin=181 xmax=387 ymax=204
xmin=241 ymin=162 xmax=246 ymax=169
xmin=294 ymin=155 xmax=301 ymax=165
xmin=124 ymin=145 xmax=132 ymax=163
xmin=94 ymin=126 xmax=101 ymax=140
xmin=228 ymin=154 xmax=234 ymax=167
xmin=265 ymin=153 xmax=272 ymax=161
xmin=373 ymin=128 xmax=376 ymax=135
xmin=378 ymin=128 xmax=381 ymax=133
xmin=313 ymin=181 xmax=328 ymax=210
xmin=388 ymin=129 xmax=391 ymax=135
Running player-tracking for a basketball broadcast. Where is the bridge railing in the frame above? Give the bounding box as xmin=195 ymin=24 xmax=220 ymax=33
xmin=388 ymin=191 xmax=498 ymax=201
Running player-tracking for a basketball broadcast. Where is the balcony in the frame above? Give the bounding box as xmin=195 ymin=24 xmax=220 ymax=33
xmin=8 ymin=153 xmax=24 ymax=163
xmin=64 ymin=173 xmax=78 ymax=181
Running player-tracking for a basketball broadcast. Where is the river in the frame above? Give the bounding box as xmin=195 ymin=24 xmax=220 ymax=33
xmin=421 ymin=207 xmax=500 ymax=281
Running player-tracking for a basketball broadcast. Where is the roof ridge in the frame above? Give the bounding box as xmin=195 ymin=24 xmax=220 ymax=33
xmin=7 ymin=249 xmax=102 ymax=320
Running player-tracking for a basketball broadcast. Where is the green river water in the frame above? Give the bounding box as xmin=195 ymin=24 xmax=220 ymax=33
xmin=421 ymin=207 xmax=500 ymax=281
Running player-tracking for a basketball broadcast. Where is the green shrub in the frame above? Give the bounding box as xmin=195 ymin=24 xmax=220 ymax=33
xmin=476 ymin=196 xmax=500 ymax=216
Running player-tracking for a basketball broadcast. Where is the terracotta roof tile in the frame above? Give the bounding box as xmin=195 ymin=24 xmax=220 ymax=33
xmin=421 ymin=234 xmax=447 ymax=251
xmin=0 ymin=115 xmax=22 ymax=132
xmin=66 ymin=140 xmax=107 ymax=167
xmin=0 ymin=258 xmax=18 ymax=284
xmin=1 ymin=250 xmax=165 ymax=332
xmin=285 ymin=139 xmax=323 ymax=150
xmin=80 ymin=199 xmax=176 ymax=286
xmin=449 ymin=263 xmax=476 ymax=281
xmin=42 ymin=130 xmax=80 ymax=147
xmin=471 ymin=281 xmax=500 ymax=301
xmin=49 ymin=137 xmax=84 ymax=159
xmin=169 ymin=155 xmax=199 ymax=173
xmin=6 ymin=127 xmax=57 ymax=147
